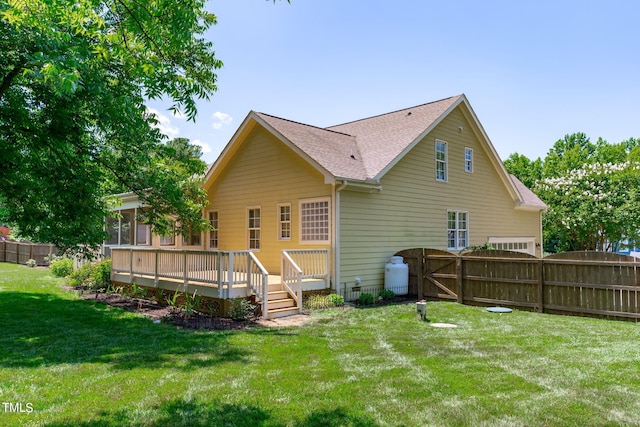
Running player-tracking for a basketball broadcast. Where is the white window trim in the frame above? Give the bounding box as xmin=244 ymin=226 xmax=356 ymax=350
xmin=435 ymin=140 xmax=448 ymax=182
xmin=208 ymin=210 xmax=219 ymax=249
xmin=247 ymin=206 xmax=261 ymax=251
xmin=488 ymin=237 xmax=535 ymax=255
xmin=277 ymin=203 xmax=292 ymax=241
xmin=464 ymin=147 xmax=473 ymax=173
xmin=299 ymin=197 xmax=331 ymax=245
xmin=447 ymin=210 xmax=469 ymax=250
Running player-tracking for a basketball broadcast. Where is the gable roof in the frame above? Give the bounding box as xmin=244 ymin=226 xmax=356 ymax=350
xmin=204 ymin=94 xmax=546 ymax=211
xmin=510 ymin=175 xmax=548 ymax=211
xmin=326 ymin=95 xmax=461 ymax=179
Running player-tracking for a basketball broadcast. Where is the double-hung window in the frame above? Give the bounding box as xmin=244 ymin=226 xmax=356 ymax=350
xmin=436 ymin=140 xmax=448 ymax=182
xmin=208 ymin=211 xmax=219 ymax=249
xmin=447 ymin=210 xmax=468 ymax=250
xmin=464 ymin=148 xmax=473 ymax=173
xmin=248 ymin=207 xmax=261 ymax=250
xmin=278 ymin=204 xmax=291 ymax=240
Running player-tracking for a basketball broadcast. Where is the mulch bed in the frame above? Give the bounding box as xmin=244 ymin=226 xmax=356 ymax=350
xmin=63 ymin=286 xmax=256 ymax=330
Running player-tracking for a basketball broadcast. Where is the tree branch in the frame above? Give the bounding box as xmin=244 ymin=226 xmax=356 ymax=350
xmin=0 ymin=58 xmax=27 ymax=102
xmin=113 ymin=0 xmax=166 ymax=60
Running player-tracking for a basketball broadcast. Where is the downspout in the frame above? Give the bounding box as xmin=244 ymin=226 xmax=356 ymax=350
xmin=334 ymin=180 xmax=348 ymax=295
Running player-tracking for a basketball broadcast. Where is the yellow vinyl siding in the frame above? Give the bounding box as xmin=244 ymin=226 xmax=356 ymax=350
xmin=339 ymin=106 xmax=542 ymax=288
xmin=205 ymin=126 xmax=332 ymax=273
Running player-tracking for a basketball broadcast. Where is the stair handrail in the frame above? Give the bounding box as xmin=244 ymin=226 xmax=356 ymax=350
xmin=248 ymin=252 xmax=269 ymax=317
xmin=281 ymin=251 xmax=303 ymax=313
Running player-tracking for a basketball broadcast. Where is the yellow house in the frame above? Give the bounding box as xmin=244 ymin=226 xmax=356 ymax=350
xmin=109 ymin=94 xmax=546 ymax=318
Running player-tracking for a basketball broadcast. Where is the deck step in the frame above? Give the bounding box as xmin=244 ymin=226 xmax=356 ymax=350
xmin=268 ymin=282 xmax=284 ymax=292
xmin=268 ymin=290 xmax=290 ymax=300
xmin=268 ymin=298 xmax=295 ymax=310
xmin=267 ymin=306 xmax=302 ymax=319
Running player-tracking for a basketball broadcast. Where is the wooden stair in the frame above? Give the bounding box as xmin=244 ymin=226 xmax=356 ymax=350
xmin=265 ymin=279 xmax=300 ymax=319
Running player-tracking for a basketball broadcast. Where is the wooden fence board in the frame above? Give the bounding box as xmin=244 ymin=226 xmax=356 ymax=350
xmin=0 ymin=242 xmax=57 ymax=266
xmin=397 ymin=248 xmax=640 ymax=321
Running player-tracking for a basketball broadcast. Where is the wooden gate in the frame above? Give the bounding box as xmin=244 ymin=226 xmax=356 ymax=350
xmin=395 ymin=248 xmax=458 ymax=300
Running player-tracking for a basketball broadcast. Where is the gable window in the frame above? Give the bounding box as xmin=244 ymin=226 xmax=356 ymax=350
xmin=464 ymin=148 xmax=473 ymax=173
xmin=278 ymin=204 xmax=291 ymax=240
xmin=447 ymin=210 xmax=468 ymax=250
xmin=436 ymin=140 xmax=448 ymax=182
xmin=300 ymin=198 xmax=330 ymax=243
xmin=208 ymin=211 xmax=219 ymax=249
xmin=248 ymin=207 xmax=261 ymax=250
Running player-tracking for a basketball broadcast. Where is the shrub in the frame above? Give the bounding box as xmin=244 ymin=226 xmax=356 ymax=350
xmin=25 ymin=259 xmax=37 ymax=268
xmin=228 ymin=298 xmax=256 ymax=321
xmin=67 ymin=259 xmax=112 ymax=291
xmin=303 ymin=293 xmax=345 ymax=310
xmin=91 ymin=259 xmax=112 ymax=290
xmin=304 ymin=294 xmax=332 ymax=310
xmin=379 ymin=289 xmax=395 ymax=300
xmin=50 ymin=258 xmax=74 ymax=277
xmin=358 ymin=292 xmax=375 ymax=306
xmin=327 ymin=293 xmax=344 ymax=306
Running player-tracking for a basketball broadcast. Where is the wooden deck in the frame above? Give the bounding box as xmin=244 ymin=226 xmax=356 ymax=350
xmin=110 ymin=247 xmax=330 ymax=319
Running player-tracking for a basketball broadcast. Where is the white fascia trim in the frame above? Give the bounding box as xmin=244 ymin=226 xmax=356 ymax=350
xmin=373 ymin=96 xmax=464 ymax=181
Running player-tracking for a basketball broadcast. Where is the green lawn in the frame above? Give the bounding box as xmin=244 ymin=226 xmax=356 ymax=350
xmin=2 ymin=263 xmax=640 ymax=426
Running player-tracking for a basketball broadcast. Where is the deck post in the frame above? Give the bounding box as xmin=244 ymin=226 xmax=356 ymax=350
xmin=227 ymin=252 xmax=234 ymax=300
xmin=246 ymin=254 xmax=252 ymax=296
xmin=129 ymin=248 xmax=133 ymax=283
xmin=325 ymin=249 xmax=331 ymax=288
xmin=262 ymin=273 xmax=269 ymax=319
xmin=154 ymin=249 xmax=159 ymax=287
xmin=183 ymin=250 xmax=188 ymax=289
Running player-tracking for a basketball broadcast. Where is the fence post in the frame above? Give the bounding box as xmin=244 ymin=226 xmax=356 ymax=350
xmin=538 ymin=259 xmax=544 ymax=313
xmin=456 ymin=256 xmax=463 ymax=304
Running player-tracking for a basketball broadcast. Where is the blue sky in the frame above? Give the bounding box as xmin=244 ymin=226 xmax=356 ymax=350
xmin=148 ymin=0 xmax=640 ymax=165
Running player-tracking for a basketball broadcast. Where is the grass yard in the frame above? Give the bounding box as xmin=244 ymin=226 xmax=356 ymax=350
xmin=2 ymin=263 xmax=640 ymax=426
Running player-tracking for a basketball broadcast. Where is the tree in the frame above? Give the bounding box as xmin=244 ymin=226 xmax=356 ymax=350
xmin=542 ymin=133 xmax=596 ymax=178
xmin=503 ymin=152 xmax=543 ymax=189
xmin=505 ymin=133 xmax=640 ymax=253
xmin=0 ymin=0 xmax=222 ymax=251
xmin=537 ymin=162 xmax=640 ymax=252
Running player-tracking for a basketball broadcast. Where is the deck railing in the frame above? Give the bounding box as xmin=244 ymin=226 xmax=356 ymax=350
xmin=284 ymin=249 xmax=331 ymax=288
xmin=111 ymin=248 xmax=269 ymax=300
xmin=281 ymin=251 xmax=303 ymax=314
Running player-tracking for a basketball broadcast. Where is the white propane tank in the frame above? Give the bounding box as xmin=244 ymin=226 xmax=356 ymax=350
xmin=384 ymin=256 xmax=409 ymax=295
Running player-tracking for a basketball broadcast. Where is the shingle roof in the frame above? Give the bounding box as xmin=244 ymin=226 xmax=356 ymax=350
xmin=509 ymin=175 xmax=548 ymax=209
xmin=205 ymin=94 xmax=546 ymax=212
xmin=254 ymin=113 xmax=368 ymax=180
xmin=255 ymin=95 xmax=461 ymax=181
xmin=327 ymin=95 xmax=461 ymax=179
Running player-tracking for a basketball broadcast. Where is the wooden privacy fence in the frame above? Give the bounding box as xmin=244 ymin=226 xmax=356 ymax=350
xmin=395 ymin=248 xmax=640 ymax=321
xmin=0 ymin=241 xmax=58 ymax=266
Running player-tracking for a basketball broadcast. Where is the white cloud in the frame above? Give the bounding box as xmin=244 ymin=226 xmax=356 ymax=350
xmin=192 ymin=139 xmax=212 ymax=154
xmin=147 ymin=108 xmax=180 ymax=137
xmin=212 ymin=112 xmax=233 ymax=130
